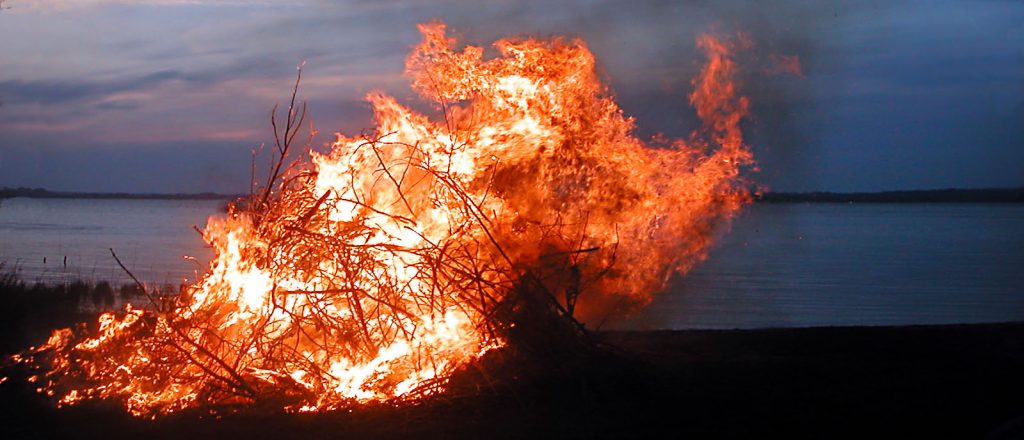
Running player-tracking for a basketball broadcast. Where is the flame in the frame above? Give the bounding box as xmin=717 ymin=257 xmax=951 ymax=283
xmin=14 ymin=23 xmax=753 ymax=416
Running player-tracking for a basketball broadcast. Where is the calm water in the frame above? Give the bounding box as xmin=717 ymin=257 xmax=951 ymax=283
xmin=0 ymin=198 xmax=219 ymax=286
xmin=627 ymin=203 xmax=1024 ymax=329
xmin=1 ymin=198 xmax=1022 ymax=329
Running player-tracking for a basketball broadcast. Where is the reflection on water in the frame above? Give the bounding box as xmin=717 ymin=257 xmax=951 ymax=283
xmin=1 ymin=198 xmax=1022 ymax=328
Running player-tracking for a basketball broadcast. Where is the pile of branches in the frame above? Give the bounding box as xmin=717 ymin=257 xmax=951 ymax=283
xmin=237 ymin=69 xmax=597 ymax=395
xmin=12 ymin=70 xmax=596 ymax=417
xmin=12 ymin=24 xmax=752 ymax=416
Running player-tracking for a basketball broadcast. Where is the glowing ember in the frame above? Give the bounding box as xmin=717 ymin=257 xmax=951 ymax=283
xmin=13 ymin=22 xmax=753 ymax=416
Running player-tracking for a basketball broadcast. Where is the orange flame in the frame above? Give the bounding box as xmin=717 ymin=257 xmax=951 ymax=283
xmin=14 ymin=23 xmax=754 ymax=416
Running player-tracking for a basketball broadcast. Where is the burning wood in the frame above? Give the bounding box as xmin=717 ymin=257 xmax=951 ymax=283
xmin=11 ymin=22 xmax=753 ymax=417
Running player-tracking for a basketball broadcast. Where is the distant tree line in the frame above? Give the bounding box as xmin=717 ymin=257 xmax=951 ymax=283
xmin=758 ymin=187 xmax=1024 ymax=203
xmin=0 ymin=187 xmax=242 ymax=200
xmin=2 ymin=186 xmax=1022 ymax=203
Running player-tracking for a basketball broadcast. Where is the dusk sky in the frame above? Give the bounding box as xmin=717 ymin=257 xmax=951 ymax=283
xmin=0 ymin=0 xmax=1021 ymax=193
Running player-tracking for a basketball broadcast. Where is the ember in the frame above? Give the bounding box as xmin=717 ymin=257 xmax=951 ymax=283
xmin=12 ymin=22 xmax=753 ymax=416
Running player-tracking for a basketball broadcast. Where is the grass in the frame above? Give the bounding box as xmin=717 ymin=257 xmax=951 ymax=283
xmin=0 ymin=267 xmax=147 ymax=355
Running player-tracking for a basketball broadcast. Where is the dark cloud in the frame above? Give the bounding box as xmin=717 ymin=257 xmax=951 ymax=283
xmin=0 ymin=78 xmax=134 ymax=106
xmin=94 ymin=100 xmax=141 ymax=111
xmin=0 ymin=71 xmax=190 ymax=106
xmin=0 ymin=54 xmax=291 ymax=107
xmin=0 ymin=0 xmax=1021 ymax=193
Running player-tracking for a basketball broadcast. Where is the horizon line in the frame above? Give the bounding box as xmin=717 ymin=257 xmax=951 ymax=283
xmin=2 ymin=186 xmax=1023 ymax=203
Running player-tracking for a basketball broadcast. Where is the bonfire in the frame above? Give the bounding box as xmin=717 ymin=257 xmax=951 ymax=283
xmin=11 ymin=22 xmax=752 ymax=417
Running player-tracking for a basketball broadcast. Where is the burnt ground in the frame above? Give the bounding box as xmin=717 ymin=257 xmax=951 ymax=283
xmin=1 ymin=319 xmax=1022 ymax=439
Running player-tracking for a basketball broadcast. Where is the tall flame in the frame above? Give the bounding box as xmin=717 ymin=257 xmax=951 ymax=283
xmin=15 ymin=23 xmax=753 ymax=416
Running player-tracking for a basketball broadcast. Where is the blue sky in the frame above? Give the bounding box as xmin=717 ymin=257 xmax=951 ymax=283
xmin=0 ymin=0 xmax=1021 ymax=193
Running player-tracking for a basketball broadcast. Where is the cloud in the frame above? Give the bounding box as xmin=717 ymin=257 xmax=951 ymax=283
xmin=94 ymin=100 xmax=141 ymax=111
xmin=0 ymin=71 xmax=186 ymax=106
xmin=9 ymin=0 xmax=301 ymax=12
xmin=1 ymin=0 xmax=1022 ymax=193
xmin=0 ymin=48 xmax=308 ymax=109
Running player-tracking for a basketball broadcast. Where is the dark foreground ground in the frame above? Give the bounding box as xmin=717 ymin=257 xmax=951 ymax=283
xmin=2 ymin=319 xmax=1022 ymax=439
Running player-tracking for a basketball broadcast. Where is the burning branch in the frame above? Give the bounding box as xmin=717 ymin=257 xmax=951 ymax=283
xmin=11 ymin=22 xmax=755 ymax=417
xmin=256 ymin=63 xmax=316 ymax=227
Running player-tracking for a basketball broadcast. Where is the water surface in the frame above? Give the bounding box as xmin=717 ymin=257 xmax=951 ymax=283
xmin=1 ymin=198 xmax=1021 ymax=328
xmin=0 ymin=198 xmax=219 ymax=286
xmin=625 ymin=203 xmax=1024 ymax=329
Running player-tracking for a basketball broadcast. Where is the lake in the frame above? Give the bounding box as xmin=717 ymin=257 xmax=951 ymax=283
xmin=1 ymin=198 xmax=1022 ymax=329
xmin=0 ymin=198 xmax=219 ymax=287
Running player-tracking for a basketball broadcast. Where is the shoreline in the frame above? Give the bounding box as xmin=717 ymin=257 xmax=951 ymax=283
xmin=2 ymin=268 xmax=1021 ymax=438
xmin=2 ymin=315 xmax=1022 ymax=438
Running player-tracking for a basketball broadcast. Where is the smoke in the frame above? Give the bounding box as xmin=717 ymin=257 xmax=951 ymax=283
xmin=705 ymin=1 xmax=867 ymax=192
xmin=409 ymin=0 xmax=875 ymax=191
xmin=545 ymin=0 xmax=859 ymax=192
xmin=261 ymin=1 xmax=861 ymax=192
